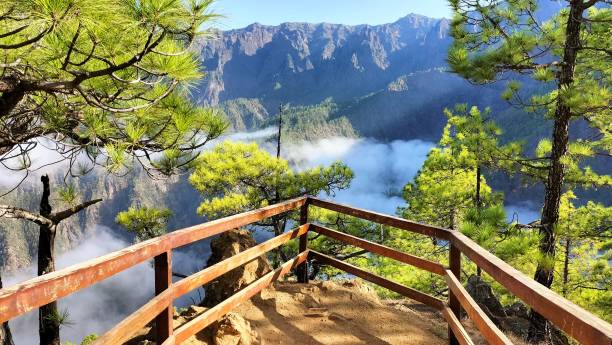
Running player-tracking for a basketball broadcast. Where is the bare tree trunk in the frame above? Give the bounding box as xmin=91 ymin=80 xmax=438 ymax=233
xmin=0 ymin=274 xmax=15 ymax=345
xmin=562 ymin=238 xmax=571 ymax=297
xmin=527 ymin=1 xmax=583 ymax=342
xmin=38 ymin=176 xmax=60 ymax=345
xmin=276 ymin=103 xmax=283 ymax=160
xmin=475 ymin=164 xmax=482 ymax=277
xmin=0 ymin=176 xmax=101 ymax=345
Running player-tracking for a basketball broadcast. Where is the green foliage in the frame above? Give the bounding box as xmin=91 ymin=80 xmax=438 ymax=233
xmin=116 ymin=207 xmax=172 ymax=241
xmin=189 ymin=140 xmax=352 ymax=267
xmin=79 ymin=334 xmax=98 ymax=345
xmin=264 ymin=99 xmax=358 ymax=141
xmin=58 ymin=184 xmax=77 ymax=205
xmin=0 ymin=0 xmax=228 ymax=178
xmin=45 ymin=308 xmax=74 ymax=328
xmin=221 ymin=98 xmax=356 ymax=140
xmin=553 ymin=192 xmax=612 ymax=321
xmin=450 ymin=5 xmax=611 ymax=331
xmin=379 ymin=104 xmax=536 ymax=297
xmin=221 ymin=98 xmax=270 ymax=132
xmin=64 ymin=333 xmax=98 ymax=345
xmin=189 ymin=141 xmax=353 ymax=223
xmin=448 ymin=1 xmax=611 ymax=187
xmin=402 ymin=104 xmax=512 ymax=230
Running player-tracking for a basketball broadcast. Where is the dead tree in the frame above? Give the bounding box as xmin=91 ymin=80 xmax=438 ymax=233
xmin=0 ymin=274 xmax=14 ymax=345
xmin=0 ymin=175 xmax=102 ymax=345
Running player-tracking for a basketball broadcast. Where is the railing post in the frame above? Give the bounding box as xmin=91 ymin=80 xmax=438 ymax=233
xmin=297 ymin=200 xmax=309 ymax=283
xmin=448 ymin=243 xmax=461 ymax=345
xmin=154 ymin=250 xmax=173 ymax=343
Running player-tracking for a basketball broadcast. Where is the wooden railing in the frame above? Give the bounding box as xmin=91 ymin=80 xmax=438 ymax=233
xmin=0 ymin=196 xmax=610 ymax=345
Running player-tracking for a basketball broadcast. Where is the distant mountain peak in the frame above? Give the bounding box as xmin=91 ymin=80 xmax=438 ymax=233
xmin=196 ymin=14 xmax=452 ymax=106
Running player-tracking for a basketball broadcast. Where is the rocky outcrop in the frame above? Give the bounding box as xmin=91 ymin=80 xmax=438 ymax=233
xmin=201 ymin=229 xmax=271 ymax=307
xmin=212 ymin=313 xmax=259 ymax=345
xmin=466 ymin=275 xmax=569 ymax=345
xmin=465 ymin=275 xmax=508 ymax=323
xmin=126 ymin=306 xmax=259 ymax=345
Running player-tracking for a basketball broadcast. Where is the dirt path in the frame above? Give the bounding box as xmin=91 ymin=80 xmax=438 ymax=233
xmin=228 ymin=280 xmax=448 ymax=345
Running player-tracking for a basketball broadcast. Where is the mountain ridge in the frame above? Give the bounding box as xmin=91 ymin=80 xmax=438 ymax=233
xmin=194 ymin=13 xmax=452 ymax=109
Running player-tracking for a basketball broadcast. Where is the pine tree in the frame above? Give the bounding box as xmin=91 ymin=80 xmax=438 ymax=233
xmin=0 ymin=1 xmax=225 ymax=344
xmin=0 ymin=175 xmax=101 ymax=345
xmin=189 ymin=141 xmax=353 ymax=265
xmin=448 ymin=1 xmax=611 ymax=340
xmin=116 ymin=206 xmax=173 ymax=242
xmin=0 ymin=0 xmax=227 ymax=181
xmin=555 ymin=191 xmax=611 ymax=322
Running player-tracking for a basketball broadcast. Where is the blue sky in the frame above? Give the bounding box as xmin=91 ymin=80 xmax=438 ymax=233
xmin=209 ymin=0 xmax=452 ymax=30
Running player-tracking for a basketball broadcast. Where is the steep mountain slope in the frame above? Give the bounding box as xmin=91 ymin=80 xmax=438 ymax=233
xmin=0 ymin=171 xmax=204 ymax=273
xmin=195 ymin=14 xmax=451 ymax=109
xmin=192 ymin=14 xmax=528 ymax=142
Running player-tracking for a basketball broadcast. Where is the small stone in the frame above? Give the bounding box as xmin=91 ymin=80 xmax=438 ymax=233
xmin=212 ymin=313 xmax=260 ymax=345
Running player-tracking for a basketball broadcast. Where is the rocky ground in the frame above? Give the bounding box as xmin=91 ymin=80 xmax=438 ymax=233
xmin=126 ymin=229 xmax=534 ymax=345
xmin=128 ymin=279 xmax=449 ymax=345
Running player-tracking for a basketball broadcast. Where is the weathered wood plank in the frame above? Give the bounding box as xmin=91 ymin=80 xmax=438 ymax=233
xmin=445 ymin=269 xmax=512 ymax=345
xmin=309 ymin=250 xmax=444 ymax=310
xmin=172 ymin=224 xmax=309 ymax=298
xmin=0 ymin=196 xmax=306 ymax=323
xmin=308 ymin=197 xmax=452 ymax=240
xmin=448 ymin=242 xmax=462 ymax=345
xmin=297 ymin=202 xmax=309 ymax=283
xmin=155 ymin=251 xmax=173 ymax=343
xmin=173 ymin=251 xmax=309 ymax=343
xmin=450 ymin=231 xmax=612 ymax=345
xmin=310 ymin=224 xmax=445 ymax=275
xmin=442 ymin=305 xmax=476 ymax=345
xmin=94 ymin=224 xmax=309 ymax=344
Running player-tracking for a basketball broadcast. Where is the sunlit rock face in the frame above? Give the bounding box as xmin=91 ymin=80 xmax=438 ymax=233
xmin=194 ymin=14 xmax=452 ymax=108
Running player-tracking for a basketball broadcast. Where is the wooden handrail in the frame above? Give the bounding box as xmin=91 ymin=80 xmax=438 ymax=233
xmin=309 ymin=197 xmax=612 ymax=345
xmin=449 ymin=231 xmax=612 ymax=345
xmin=310 ymin=250 xmax=445 ymax=310
xmin=1 ymin=196 xmax=611 ymax=345
xmin=93 ymin=224 xmax=310 ymax=344
xmin=308 ymin=197 xmax=453 ymax=240
xmin=0 ymin=196 xmax=306 ymax=323
xmin=444 ymin=269 xmax=512 ymax=345
xmin=310 ymin=224 xmax=446 ymax=275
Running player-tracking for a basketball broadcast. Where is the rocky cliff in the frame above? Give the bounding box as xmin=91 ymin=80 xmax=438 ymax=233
xmin=194 ymin=14 xmax=451 ymax=109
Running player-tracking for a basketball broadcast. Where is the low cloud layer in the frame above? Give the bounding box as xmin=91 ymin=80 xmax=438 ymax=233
xmin=5 ymin=226 xmax=208 ymax=344
xmin=2 ymin=133 xmax=540 ymax=343
xmin=283 ymin=137 xmax=435 ymax=214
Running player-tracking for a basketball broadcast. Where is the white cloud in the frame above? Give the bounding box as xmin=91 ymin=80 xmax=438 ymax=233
xmin=283 ymin=137 xmax=435 ymax=214
xmin=4 ymin=226 xmax=210 ymax=344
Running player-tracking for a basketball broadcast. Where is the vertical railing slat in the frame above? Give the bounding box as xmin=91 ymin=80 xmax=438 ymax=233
xmin=154 ymin=250 xmax=173 ymax=343
xmin=297 ymin=200 xmax=309 ymax=283
xmin=448 ymin=243 xmax=462 ymax=345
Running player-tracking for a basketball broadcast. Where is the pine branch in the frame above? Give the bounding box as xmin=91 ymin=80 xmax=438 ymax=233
xmin=0 ymin=205 xmax=53 ymax=226
xmin=50 ymin=198 xmax=103 ymax=223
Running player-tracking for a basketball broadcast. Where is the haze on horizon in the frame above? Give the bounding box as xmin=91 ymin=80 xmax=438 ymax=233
xmin=210 ymin=0 xmax=453 ymax=30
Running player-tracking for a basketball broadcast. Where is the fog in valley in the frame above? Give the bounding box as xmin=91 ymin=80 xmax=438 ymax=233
xmin=3 ymin=132 xmax=540 ymax=343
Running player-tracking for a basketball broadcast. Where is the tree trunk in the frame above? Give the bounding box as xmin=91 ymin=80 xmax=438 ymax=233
xmin=0 ymin=85 xmax=26 ymax=119
xmin=0 ymin=274 xmax=15 ymax=345
xmin=527 ymin=1 xmax=583 ymax=342
xmin=475 ymin=164 xmax=482 ymax=277
xmin=562 ymin=238 xmax=571 ymax=297
xmin=38 ymin=175 xmax=60 ymax=345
